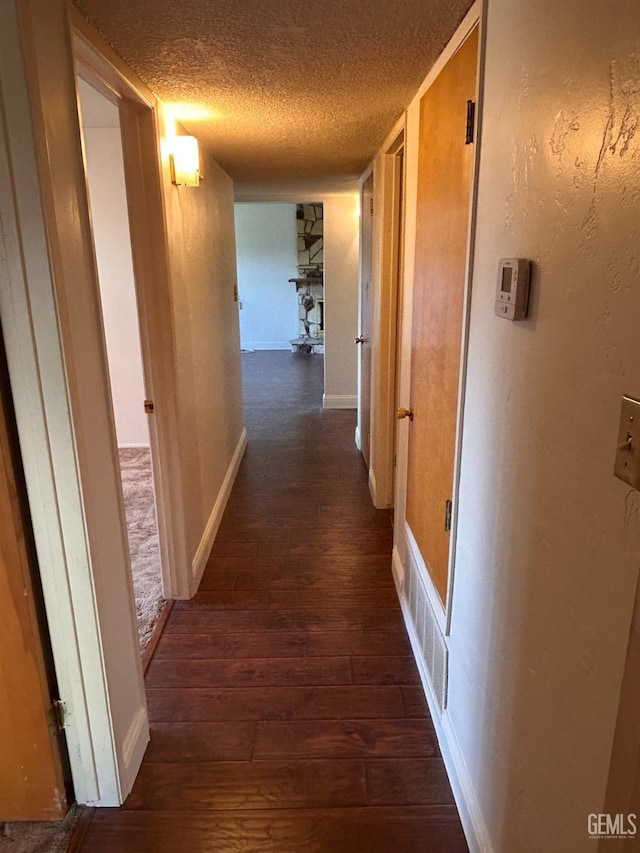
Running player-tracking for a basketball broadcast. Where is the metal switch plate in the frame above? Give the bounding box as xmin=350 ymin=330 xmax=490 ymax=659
xmin=614 ymin=396 xmax=640 ymax=489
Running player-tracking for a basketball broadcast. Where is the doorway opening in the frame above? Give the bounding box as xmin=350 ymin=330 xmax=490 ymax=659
xmin=234 ymin=201 xmax=325 ymax=403
xmin=76 ymin=75 xmax=165 ymax=658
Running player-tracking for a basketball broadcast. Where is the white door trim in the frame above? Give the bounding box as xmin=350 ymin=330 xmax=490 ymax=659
xmin=368 ymin=120 xmax=406 ymax=508
xmin=0 ymin=0 xmax=196 ymax=805
xmin=0 ymin=0 xmax=138 ymax=805
xmin=72 ymin=11 xmax=190 ymax=600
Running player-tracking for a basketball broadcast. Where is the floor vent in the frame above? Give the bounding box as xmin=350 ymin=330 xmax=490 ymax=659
xmin=405 ymin=555 xmax=449 ymax=714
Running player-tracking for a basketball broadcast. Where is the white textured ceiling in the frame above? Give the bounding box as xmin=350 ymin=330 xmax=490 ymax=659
xmin=74 ymin=0 xmax=471 ymax=196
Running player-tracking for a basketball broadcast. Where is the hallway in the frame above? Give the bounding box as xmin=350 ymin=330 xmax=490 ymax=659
xmin=77 ymin=351 xmax=467 ymax=851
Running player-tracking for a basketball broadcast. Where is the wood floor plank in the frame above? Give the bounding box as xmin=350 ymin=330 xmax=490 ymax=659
xmin=144 ymin=722 xmax=254 ymax=762
xmin=268 ymin=588 xmax=398 ymax=609
xmin=208 ymin=541 xmax=258 ymax=558
xmin=307 ymin=630 xmax=412 ymax=657
xmin=164 ymin=609 xmax=403 ymax=632
xmin=234 ymin=564 xmax=395 ymax=591
xmin=145 ymin=657 xmax=352 ymax=689
xmin=351 ymin=656 xmax=421 ymax=685
xmin=252 ymin=719 xmax=438 ymax=760
xmin=124 ymin=760 xmax=367 ymax=811
xmin=83 ymin=807 xmax=468 ymax=853
xmin=154 ymin=631 xmax=307 ymax=660
xmin=365 ymin=759 xmax=456 ymax=806
xmin=259 ymin=540 xmax=393 ymax=558
xmin=146 ymin=685 xmax=404 ymax=722
xmin=401 ymin=686 xmax=431 ymax=718
xmin=173 ymin=589 xmax=270 ymax=610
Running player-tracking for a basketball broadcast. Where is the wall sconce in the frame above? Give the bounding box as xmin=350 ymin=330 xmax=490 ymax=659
xmin=170 ymin=135 xmax=200 ymax=186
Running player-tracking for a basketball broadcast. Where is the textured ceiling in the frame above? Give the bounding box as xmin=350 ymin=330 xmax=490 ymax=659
xmin=73 ymin=0 xmax=471 ymax=196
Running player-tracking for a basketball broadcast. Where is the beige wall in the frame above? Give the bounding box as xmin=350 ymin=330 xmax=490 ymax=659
xmin=384 ymin=1 xmax=640 ymax=850
xmin=323 ymin=193 xmax=360 ymax=407
xmin=160 ymin=110 xmax=244 ymax=576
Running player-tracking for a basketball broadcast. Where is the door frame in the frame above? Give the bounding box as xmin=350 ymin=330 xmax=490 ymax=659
xmin=356 ymin=169 xmax=374 ymax=463
xmin=73 ymin=16 xmax=187 ymax=602
xmin=393 ymin=0 xmax=484 ymax=633
xmin=356 ymin=165 xmax=374 ymax=454
xmin=0 ymin=0 xmax=188 ymax=806
xmin=368 ymin=121 xmax=406 ymax=509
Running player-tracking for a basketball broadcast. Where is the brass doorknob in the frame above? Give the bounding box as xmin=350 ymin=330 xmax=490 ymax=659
xmin=354 ymin=336 xmax=365 ymax=344
xmin=397 ymin=407 xmax=414 ymax=421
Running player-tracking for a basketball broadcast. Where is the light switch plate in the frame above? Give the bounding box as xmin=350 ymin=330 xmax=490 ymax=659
xmin=614 ymin=396 xmax=640 ymax=489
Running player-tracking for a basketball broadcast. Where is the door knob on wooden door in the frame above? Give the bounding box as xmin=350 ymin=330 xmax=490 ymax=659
xmin=397 ymin=407 xmax=414 ymax=421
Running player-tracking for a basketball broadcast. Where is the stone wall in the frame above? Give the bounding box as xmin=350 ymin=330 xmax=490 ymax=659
xmin=292 ymin=203 xmax=324 ymax=352
xmin=296 ymin=203 xmax=323 ymax=275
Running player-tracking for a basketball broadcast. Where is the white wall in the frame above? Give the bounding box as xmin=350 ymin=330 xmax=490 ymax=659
xmin=80 ymin=90 xmax=149 ymax=447
xmin=388 ymin=2 xmax=640 ymax=851
xmin=234 ymin=203 xmax=298 ymax=349
xmin=323 ymin=194 xmax=359 ymax=408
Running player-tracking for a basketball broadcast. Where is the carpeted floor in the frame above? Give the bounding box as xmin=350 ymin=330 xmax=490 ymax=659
xmin=119 ymin=447 xmax=164 ymax=655
xmin=0 ymin=806 xmax=82 ymax=853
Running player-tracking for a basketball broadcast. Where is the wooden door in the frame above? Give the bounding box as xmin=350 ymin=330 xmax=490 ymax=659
xmin=0 ymin=352 xmax=67 ymax=820
xmin=406 ymin=27 xmax=478 ymax=604
xmin=359 ymin=173 xmax=374 ymax=466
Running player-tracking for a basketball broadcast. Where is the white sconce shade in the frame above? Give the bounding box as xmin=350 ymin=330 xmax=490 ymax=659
xmin=170 ymin=135 xmax=200 ymax=186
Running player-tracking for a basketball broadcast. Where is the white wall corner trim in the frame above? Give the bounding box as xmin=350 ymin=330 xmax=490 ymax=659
xmin=190 ymin=427 xmax=247 ymax=595
xmin=355 ymin=425 xmax=361 ymax=450
xmin=323 ymin=394 xmax=357 ymax=409
xmin=392 ymin=549 xmax=494 ymax=853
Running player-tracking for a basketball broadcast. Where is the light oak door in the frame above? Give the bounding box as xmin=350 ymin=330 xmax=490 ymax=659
xmin=0 ymin=360 xmax=67 ymax=820
xmin=406 ymin=26 xmax=479 ymax=604
xmin=359 ymin=173 xmax=374 ymax=467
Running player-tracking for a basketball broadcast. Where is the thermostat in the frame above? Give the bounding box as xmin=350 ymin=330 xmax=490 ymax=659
xmin=495 ymin=258 xmax=531 ymax=320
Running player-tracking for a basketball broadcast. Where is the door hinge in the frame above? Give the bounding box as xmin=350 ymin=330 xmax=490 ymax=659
xmin=369 ymin=197 xmax=374 ymax=216
xmin=48 ymin=699 xmax=66 ymax=737
xmin=444 ymin=499 xmax=453 ymax=532
xmin=144 ymin=399 xmax=155 ymax=414
xmin=465 ymin=100 xmax=476 ymax=145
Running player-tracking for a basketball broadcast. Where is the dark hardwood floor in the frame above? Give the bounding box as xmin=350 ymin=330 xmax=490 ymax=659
xmin=77 ymin=351 xmax=468 ymax=852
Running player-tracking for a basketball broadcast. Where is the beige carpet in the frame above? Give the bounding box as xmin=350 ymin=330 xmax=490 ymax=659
xmin=0 ymin=806 xmax=82 ymax=853
xmin=119 ymin=447 xmax=164 ymax=655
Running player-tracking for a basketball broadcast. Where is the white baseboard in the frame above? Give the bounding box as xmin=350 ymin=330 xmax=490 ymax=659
xmin=190 ymin=427 xmax=247 ymax=595
xmin=368 ymin=465 xmax=378 ymax=505
xmin=118 ymin=705 xmax=150 ymax=803
xmin=323 ymin=394 xmax=357 ymax=409
xmin=241 ymin=341 xmax=292 ymax=351
xmin=392 ymin=547 xmax=494 ymax=853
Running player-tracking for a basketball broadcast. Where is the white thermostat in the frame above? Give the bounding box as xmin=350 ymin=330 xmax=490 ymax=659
xmin=495 ymin=258 xmax=531 ymax=320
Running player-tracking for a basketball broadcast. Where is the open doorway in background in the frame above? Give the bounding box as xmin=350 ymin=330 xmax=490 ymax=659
xmin=76 ymin=75 xmax=165 ymax=657
xmin=234 ymin=202 xmax=325 ymax=356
